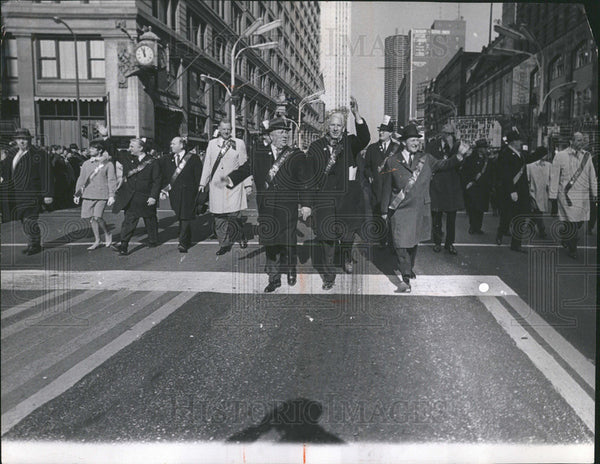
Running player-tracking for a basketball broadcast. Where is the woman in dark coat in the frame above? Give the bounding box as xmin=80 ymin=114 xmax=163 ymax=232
xmin=460 ymin=139 xmax=492 ymax=234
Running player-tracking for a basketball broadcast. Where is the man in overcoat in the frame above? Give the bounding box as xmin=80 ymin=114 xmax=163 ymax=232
xmin=111 ymin=138 xmax=161 ymax=255
xmin=160 ymin=136 xmax=203 ymax=253
xmin=460 ymin=139 xmax=492 ymax=235
xmin=380 ymin=124 xmax=466 ymax=292
xmin=220 ymin=117 xmax=310 ymax=292
xmin=364 ymin=115 xmax=402 ymax=247
xmin=549 ymin=132 xmax=597 ymax=259
xmin=427 ymin=122 xmax=464 ymax=254
xmin=0 ymin=128 xmax=54 ymax=254
xmin=201 ymin=120 xmax=251 ymax=256
xmin=305 ymin=97 xmax=370 ymax=289
xmin=495 ymin=127 xmax=547 ymax=252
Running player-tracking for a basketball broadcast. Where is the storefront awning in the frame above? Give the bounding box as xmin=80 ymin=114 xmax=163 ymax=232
xmin=34 ymin=96 xmax=105 ymax=102
xmin=1 ymin=95 xmax=19 ymax=101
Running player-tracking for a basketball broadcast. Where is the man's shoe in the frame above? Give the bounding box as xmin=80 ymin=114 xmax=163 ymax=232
xmin=23 ymin=245 xmax=42 ymax=256
xmin=240 ymin=238 xmax=248 ymax=249
xmin=216 ymin=246 xmax=232 ymax=256
xmin=433 ymin=244 xmax=442 ymax=253
xmin=148 ymin=242 xmax=158 ymax=248
xmin=322 ymin=280 xmax=335 ymax=291
xmin=111 ymin=243 xmax=128 ymax=255
xmin=287 ymin=271 xmax=297 ymax=286
xmin=567 ymin=250 xmax=578 ymax=260
xmin=495 ymin=236 xmax=502 ymax=245
xmin=264 ymin=280 xmax=281 ymax=293
xmin=510 ymin=246 xmax=527 ymax=254
xmin=468 ymin=227 xmax=474 ymax=234
xmin=474 ymin=229 xmax=484 ymax=235
xmin=445 ymin=244 xmax=458 ymax=255
xmin=409 ymin=271 xmax=416 ymax=279
xmin=397 ymin=280 xmax=411 ymax=293
xmin=178 ymin=244 xmax=188 ymax=253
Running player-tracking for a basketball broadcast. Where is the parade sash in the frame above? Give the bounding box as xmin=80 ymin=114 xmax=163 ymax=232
xmin=74 ymin=162 xmax=106 ymax=198
xmin=512 ymin=166 xmax=525 ymax=186
xmin=124 ymin=157 xmax=154 ymax=181
xmin=324 ymin=138 xmax=344 ymax=176
xmin=265 ymin=146 xmax=293 ymax=189
xmin=195 ymin=139 xmax=233 ymax=212
xmin=208 ymin=139 xmax=233 ymax=184
xmin=466 ymin=157 xmax=488 ymax=190
xmin=161 ymin=151 xmax=193 ymax=195
xmin=388 ymin=156 xmax=426 ymax=210
xmin=564 ymin=151 xmax=590 ymax=206
xmin=377 ymin=143 xmax=401 ymax=173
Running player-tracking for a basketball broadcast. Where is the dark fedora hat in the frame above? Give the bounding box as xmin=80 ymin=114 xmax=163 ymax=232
xmin=504 ymin=126 xmax=523 ymax=143
xmin=400 ymin=124 xmax=422 ymax=140
xmin=266 ymin=117 xmax=291 ymax=132
xmin=89 ymin=138 xmax=107 ymax=151
xmin=474 ymin=138 xmax=489 ymax=148
xmin=14 ymin=128 xmax=33 ymax=139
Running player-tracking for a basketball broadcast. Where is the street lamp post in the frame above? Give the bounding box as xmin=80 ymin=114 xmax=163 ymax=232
xmin=53 ymin=16 xmax=82 ymax=149
xmin=297 ymin=90 xmax=324 ymax=147
xmin=231 ymin=18 xmax=282 ymax=138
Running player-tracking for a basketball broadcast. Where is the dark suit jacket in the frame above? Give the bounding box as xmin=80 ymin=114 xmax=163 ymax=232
xmin=364 ymin=139 xmax=401 ymax=206
xmin=427 ymin=138 xmax=464 ymax=211
xmin=305 ymin=120 xmax=370 ymax=240
xmin=497 ymin=145 xmax=544 ymax=212
xmin=112 ymin=152 xmax=161 ymax=216
xmin=228 ymin=144 xmax=308 ymax=246
xmin=1 ymin=146 xmax=54 ymax=220
xmin=160 ymin=152 xmax=203 ymax=220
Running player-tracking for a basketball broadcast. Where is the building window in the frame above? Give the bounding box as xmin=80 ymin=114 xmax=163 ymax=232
xmin=152 ymin=0 xmax=168 ymax=23
xmin=549 ymin=55 xmax=564 ymax=80
xmin=233 ymin=4 xmax=243 ymax=34
xmin=168 ymin=0 xmax=179 ymax=30
xmin=573 ymin=41 xmax=591 ymax=69
xmin=188 ymin=14 xmax=206 ymax=49
xmin=38 ymin=38 xmax=104 ymax=79
xmin=3 ymin=38 xmax=19 ymax=78
xmin=213 ymin=37 xmax=226 ymax=62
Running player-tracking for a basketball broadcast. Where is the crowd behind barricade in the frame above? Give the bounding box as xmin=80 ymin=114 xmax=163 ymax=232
xmin=0 ymin=102 xmax=597 ymax=293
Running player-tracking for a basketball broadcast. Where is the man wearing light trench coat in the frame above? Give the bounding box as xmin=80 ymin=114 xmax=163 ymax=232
xmin=200 ymin=121 xmax=252 ymax=255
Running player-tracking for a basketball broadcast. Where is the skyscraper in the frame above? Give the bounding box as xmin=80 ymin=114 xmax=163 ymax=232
xmin=384 ymin=34 xmax=409 ymax=121
xmin=320 ymin=1 xmax=351 ymax=115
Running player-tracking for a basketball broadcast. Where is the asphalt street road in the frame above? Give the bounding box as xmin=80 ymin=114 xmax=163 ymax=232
xmin=0 ymin=201 xmax=596 ymax=463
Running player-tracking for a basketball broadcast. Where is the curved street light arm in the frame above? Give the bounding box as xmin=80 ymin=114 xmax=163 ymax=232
xmin=201 ymin=74 xmax=231 ymax=96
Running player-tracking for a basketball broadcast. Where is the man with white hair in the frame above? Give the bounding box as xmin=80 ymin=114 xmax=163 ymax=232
xmin=305 ymin=97 xmax=371 ymax=290
xmin=549 ymin=132 xmax=597 ymax=259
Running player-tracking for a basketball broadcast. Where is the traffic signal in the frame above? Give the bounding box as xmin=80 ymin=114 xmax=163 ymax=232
xmin=81 ymin=126 xmax=88 ymax=139
xmin=92 ymin=126 xmax=100 ymax=139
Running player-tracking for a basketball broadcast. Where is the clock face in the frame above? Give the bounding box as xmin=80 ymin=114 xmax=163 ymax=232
xmin=135 ymin=45 xmax=155 ymax=66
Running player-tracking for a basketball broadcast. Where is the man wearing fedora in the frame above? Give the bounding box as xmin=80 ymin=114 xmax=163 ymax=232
xmin=427 ymin=122 xmax=464 ymax=255
xmin=495 ymin=126 xmax=547 ymax=252
xmin=460 ymin=139 xmax=492 ymax=235
xmin=219 ymin=117 xmax=310 ymax=292
xmin=364 ymin=115 xmax=402 ymax=247
xmin=380 ymin=124 xmax=468 ymax=292
xmin=0 ymin=128 xmax=54 ymax=255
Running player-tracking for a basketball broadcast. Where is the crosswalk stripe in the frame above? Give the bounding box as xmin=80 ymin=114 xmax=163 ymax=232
xmin=1 ymin=290 xmax=105 ymax=340
xmin=1 ymin=290 xmax=69 ymax=320
xmin=1 ymin=270 xmax=517 ymax=297
xmin=502 ymin=295 xmax=595 ymax=391
xmin=2 ymin=291 xmax=167 ymax=400
xmin=1 ymin=291 xmax=195 ymax=435
xmin=479 ymin=296 xmax=594 ymax=433
xmin=0 ymin=441 xmax=594 ymax=464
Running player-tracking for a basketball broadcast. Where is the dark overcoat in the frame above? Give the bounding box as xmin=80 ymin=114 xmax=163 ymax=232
xmin=228 ymin=144 xmax=308 ymax=246
xmin=364 ymin=139 xmax=402 ymax=207
xmin=459 ymin=149 xmax=491 ymax=213
xmin=380 ymin=150 xmax=461 ymax=248
xmin=160 ymin=152 xmax=203 ymax=220
xmin=427 ymin=138 xmax=465 ymax=211
xmin=1 ymin=146 xmax=54 ymax=222
xmin=112 ymin=152 xmax=161 ymax=217
xmin=496 ymin=145 xmax=545 ymax=213
xmin=305 ymin=121 xmax=371 ymax=241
